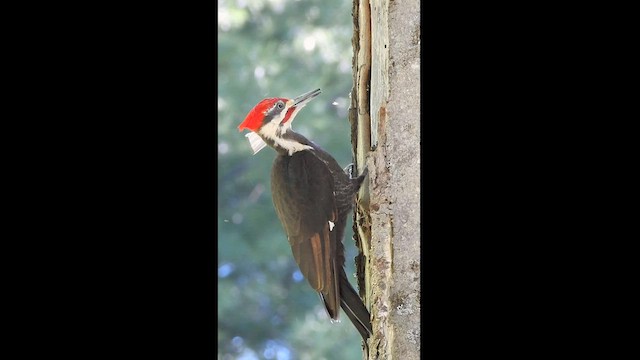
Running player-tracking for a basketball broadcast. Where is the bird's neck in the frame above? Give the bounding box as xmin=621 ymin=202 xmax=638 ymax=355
xmin=260 ymin=127 xmax=315 ymax=156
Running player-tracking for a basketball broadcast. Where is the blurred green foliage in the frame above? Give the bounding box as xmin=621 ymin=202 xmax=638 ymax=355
xmin=217 ymin=0 xmax=363 ymax=359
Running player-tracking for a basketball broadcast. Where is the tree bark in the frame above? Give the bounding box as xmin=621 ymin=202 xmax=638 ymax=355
xmin=350 ymin=0 xmax=420 ymax=359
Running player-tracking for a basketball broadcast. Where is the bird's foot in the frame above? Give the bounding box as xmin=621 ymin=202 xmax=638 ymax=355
xmin=345 ymin=163 xmax=369 ymax=180
xmin=343 ymin=163 xmax=355 ymax=179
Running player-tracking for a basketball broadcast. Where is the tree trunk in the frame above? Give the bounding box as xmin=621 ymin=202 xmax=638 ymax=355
xmin=350 ymin=0 xmax=421 ymax=359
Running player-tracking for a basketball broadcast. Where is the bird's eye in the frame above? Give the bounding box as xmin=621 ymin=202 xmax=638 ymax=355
xmin=277 ymin=101 xmax=284 ymax=110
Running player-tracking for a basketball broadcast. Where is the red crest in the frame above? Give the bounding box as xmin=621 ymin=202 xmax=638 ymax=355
xmin=238 ymin=98 xmax=288 ymax=132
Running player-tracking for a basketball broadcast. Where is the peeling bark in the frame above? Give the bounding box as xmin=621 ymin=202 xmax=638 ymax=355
xmin=350 ymin=0 xmax=420 ymax=359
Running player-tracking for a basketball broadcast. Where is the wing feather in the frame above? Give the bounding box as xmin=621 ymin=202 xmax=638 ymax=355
xmin=271 ymin=151 xmax=340 ymax=319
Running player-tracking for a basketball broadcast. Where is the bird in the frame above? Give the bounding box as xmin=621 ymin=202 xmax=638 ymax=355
xmin=237 ymin=88 xmax=372 ymax=343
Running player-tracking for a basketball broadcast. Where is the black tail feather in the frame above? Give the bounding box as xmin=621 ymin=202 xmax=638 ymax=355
xmin=339 ymin=268 xmax=372 ymax=342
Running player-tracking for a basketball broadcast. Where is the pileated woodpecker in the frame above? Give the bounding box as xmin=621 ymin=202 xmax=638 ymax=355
xmin=238 ymin=88 xmax=372 ymax=342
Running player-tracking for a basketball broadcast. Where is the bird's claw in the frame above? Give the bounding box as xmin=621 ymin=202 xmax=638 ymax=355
xmin=344 ymin=163 xmax=369 ymax=181
xmin=343 ymin=163 xmax=355 ymax=179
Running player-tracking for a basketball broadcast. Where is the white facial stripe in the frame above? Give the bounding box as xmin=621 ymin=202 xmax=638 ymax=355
xmin=280 ymin=106 xmax=302 ymax=131
xmin=278 ymin=139 xmax=312 ymax=156
xmin=259 ymin=108 xmax=312 ymax=155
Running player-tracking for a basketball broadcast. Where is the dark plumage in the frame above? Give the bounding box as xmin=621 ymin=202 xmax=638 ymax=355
xmin=238 ymin=88 xmax=371 ymax=343
xmin=270 ymin=137 xmax=371 ymax=341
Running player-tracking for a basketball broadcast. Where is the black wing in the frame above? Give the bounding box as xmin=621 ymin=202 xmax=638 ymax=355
xmin=271 ymin=150 xmax=340 ymax=318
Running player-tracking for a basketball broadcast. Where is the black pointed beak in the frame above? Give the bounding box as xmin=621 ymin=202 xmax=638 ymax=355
xmin=292 ymin=88 xmax=321 ymax=107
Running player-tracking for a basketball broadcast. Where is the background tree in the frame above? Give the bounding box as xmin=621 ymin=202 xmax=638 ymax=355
xmin=218 ymin=0 xmax=364 ymax=359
